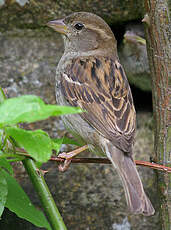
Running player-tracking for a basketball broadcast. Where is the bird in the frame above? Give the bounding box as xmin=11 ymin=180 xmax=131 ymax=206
xmin=47 ymin=12 xmax=155 ymax=216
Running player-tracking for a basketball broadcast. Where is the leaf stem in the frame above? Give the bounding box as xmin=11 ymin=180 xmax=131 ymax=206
xmin=23 ymin=158 xmax=67 ymax=230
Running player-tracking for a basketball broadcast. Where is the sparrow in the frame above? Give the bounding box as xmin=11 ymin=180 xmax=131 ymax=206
xmin=47 ymin=12 xmax=155 ymax=216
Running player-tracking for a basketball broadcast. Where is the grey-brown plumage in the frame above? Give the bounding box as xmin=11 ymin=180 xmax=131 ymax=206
xmin=47 ymin=12 xmax=155 ymax=216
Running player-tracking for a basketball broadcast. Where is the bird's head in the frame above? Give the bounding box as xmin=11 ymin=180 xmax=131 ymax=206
xmin=47 ymin=12 xmax=117 ymax=57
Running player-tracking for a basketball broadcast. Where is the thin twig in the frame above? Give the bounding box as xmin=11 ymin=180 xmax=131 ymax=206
xmin=50 ymin=157 xmax=171 ymax=173
xmin=16 ymin=147 xmax=171 ymax=173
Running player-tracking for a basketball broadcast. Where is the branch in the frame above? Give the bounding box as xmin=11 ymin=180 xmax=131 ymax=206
xmin=144 ymin=0 xmax=171 ymax=227
xmin=50 ymin=157 xmax=171 ymax=173
xmin=15 ymin=147 xmax=171 ymax=173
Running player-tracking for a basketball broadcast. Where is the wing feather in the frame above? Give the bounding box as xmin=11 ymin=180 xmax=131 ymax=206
xmin=61 ymin=57 xmax=136 ymax=153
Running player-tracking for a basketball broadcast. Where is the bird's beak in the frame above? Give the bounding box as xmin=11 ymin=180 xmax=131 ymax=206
xmin=47 ymin=19 xmax=68 ymax=35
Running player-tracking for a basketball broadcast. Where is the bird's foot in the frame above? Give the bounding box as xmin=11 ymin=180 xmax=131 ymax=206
xmin=58 ymin=145 xmax=88 ymax=172
xmin=58 ymin=159 xmax=72 ymax=172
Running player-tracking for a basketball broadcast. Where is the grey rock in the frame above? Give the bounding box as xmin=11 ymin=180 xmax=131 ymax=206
xmin=0 ymin=0 xmax=4 ymax=6
xmin=118 ymin=24 xmax=151 ymax=91
xmin=112 ymin=217 xmax=131 ymax=230
xmin=0 ymin=0 xmax=143 ymax=30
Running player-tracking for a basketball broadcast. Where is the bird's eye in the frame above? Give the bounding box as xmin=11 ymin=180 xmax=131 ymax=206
xmin=74 ymin=23 xmax=84 ymax=31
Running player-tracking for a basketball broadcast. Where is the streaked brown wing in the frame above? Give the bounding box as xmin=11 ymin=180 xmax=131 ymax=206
xmin=60 ymin=57 xmax=136 ymax=153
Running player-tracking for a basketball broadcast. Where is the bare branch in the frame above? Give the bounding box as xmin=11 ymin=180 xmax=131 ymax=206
xmin=50 ymin=157 xmax=171 ymax=173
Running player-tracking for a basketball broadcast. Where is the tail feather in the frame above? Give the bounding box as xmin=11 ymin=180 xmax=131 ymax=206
xmin=105 ymin=143 xmax=155 ymax=216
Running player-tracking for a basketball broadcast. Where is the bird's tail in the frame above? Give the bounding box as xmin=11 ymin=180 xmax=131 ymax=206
xmin=105 ymin=143 xmax=155 ymax=216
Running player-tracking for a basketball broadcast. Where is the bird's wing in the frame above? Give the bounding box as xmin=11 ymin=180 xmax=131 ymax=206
xmin=60 ymin=56 xmax=136 ymax=153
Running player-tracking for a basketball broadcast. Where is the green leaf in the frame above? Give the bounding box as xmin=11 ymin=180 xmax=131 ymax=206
xmin=52 ymin=138 xmax=63 ymax=154
xmin=5 ymin=127 xmax=52 ymax=163
xmin=0 ymin=88 xmax=6 ymax=104
xmin=52 ymin=137 xmax=82 ymax=154
xmin=0 ymin=95 xmax=83 ymax=127
xmin=1 ymin=170 xmax=51 ymax=230
xmin=0 ymin=155 xmax=13 ymax=175
xmin=0 ymin=171 xmax=8 ymax=217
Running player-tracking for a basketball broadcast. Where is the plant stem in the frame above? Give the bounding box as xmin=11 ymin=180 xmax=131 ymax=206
xmin=23 ymin=158 xmax=67 ymax=230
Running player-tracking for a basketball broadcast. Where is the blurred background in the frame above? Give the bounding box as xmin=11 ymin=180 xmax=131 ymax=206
xmin=0 ymin=0 xmax=162 ymax=229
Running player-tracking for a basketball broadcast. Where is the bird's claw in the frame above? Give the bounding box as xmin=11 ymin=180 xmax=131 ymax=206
xmin=58 ymin=159 xmax=72 ymax=172
xmin=58 ymin=152 xmax=73 ymax=172
xmin=57 ymin=145 xmax=89 ymax=172
xmin=58 ymin=152 xmax=73 ymax=160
